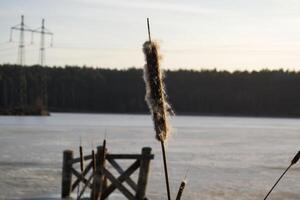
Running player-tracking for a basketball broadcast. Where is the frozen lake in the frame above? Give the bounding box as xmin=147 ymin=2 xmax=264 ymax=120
xmin=0 ymin=113 xmax=300 ymax=200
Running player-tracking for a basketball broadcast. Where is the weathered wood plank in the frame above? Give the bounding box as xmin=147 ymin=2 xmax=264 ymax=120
xmin=107 ymin=158 xmax=138 ymax=191
xmin=103 ymin=160 xmax=140 ymax=198
xmin=72 ymin=153 xmax=154 ymax=164
xmin=107 ymin=154 xmax=154 ymax=160
xmin=78 ymin=172 xmax=94 ymax=199
xmin=103 ymin=168 xmax=136 ymax=200
xmin=72 ymin=161 xmax=93 ymax=191
xmin=71 ymin=167 xmax=92 ymax=188
xmin=72 ymin=154 xmax=93 ymax=164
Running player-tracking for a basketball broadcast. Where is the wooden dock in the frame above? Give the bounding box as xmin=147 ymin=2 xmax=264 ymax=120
xmin=61 ymin=145 xmax=154 ymax=200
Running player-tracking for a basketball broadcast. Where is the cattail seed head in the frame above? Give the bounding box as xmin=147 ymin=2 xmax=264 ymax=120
xmin=143 ymin=41 xmax=172 ymax=141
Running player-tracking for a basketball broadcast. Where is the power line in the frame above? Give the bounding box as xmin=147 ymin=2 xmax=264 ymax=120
xmin=0 ymin=44 xmax=40 ymax=56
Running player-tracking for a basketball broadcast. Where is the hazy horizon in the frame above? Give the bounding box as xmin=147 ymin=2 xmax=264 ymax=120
xmin=1 ymin=0 xmax=300 ymax=71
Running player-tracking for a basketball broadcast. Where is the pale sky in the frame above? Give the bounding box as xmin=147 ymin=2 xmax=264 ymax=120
xmin=1 ymin=0 xmax=300 ymax=71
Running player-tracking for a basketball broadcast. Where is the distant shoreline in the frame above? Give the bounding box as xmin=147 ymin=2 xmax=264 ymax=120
xmin=2 ymin=107 xmax=299 ymax=119
xmin=2 ymin=65 xmax=300 ymax=118
xmin=3 ymin=108 xmax=300 ymax=119
xmin=47 ymin=110 xmax=300 ymax=119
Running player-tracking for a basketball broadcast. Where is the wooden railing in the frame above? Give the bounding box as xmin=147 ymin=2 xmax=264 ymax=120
xmin=61 ymin=146 xmax=154 ymax=200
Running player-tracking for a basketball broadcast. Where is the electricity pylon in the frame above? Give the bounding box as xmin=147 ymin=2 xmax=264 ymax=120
xmin=9 ymin=16 xmax=53 ymax=111
xmin=31 ymin=19 xmax=53 ymax=111
xmin=32 ymin=18 xmax=53 ymax=66
xmin=9 ymin=15 xmax=34 ymax=106
xmin=10 ymin=15 xmax=34 ymax=66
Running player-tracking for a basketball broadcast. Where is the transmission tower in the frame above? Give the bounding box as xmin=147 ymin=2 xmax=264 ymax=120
xmin=9 ymin=15 xmax=34 ymax=106
xmin=8 ymin=15 xmax=54 ymax=111
xmin=10 ymin=15 xmax=34 ymax=66
xmin=31 ymin=19 xmax=53 ymax=111
xmin=33 ymin=18 xmax=53 ymax=66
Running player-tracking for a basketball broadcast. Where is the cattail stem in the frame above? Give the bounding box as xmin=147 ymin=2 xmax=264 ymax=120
xmin=102 ymin=139 xmax=107 ymax=163
xmin=161 ymin=140 xmax=172 ymax=200
xmin=77 ymin=138 xmax=84 ymax=200
xmin=145 ymin=18 xmax=172 ymax=200
xmin=91 ymin=149 xmax=96 ymax=200
xmin=103 ymin=139 xmax=106 ymax=151
xmin=79 ymin=137 xmax=84 ymax=172
xmin=264 ymin=151 xmax=300 ymax=200
xmin=176 ymin=180 xmax=186 ymax=200
xmin=147 ymin=18 xmax=151 ymax=42
xmin=264 ymin=164 xmax=292 ymax=200
xmin=79 ymin=146 xmax=84 ymax=172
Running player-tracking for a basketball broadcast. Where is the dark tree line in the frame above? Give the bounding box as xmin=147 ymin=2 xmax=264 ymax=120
xmin=1 ymin=64 xmax=300 ymax=117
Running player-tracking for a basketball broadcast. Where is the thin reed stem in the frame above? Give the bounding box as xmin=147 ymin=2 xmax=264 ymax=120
xmin=264 ymin=164 xmax=292 ymax=200
xmin=147 ymin=18 xmax=151 ymax=42
xmin=175 ymin=180 xmax=186 ymax=200
xmin=161 ymin=140 xmax=171 ymax=200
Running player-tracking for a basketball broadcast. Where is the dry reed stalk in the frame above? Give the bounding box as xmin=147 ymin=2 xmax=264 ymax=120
xmin=175 ymin=180 xmax=186 ymax=200
xmin=264 ymin=151 xmax=300 ymax=200
xmin=79 ymin=146 xmax=84 ymax=172
xmin=77 ymin=138 xmax=84 ymax=200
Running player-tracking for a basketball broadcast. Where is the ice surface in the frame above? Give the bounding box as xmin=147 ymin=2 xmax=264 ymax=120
xmin=0 ymin=113 xmax=300 ymax=199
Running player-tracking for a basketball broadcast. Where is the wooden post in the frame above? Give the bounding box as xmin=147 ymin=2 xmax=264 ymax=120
xmin=91 ymin=146 xmax=106 ymax=200
xmin=136 ymin=147 xmax=152 ymax=200
xmin=61 ymin=150 xmax=74 ymax=198
xmin=101 ymin=176 xmax=108 ymax=200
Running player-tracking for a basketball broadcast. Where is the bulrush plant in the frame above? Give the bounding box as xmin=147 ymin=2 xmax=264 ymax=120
xmin=143 ymin=18 xmax=178 ymax=200
xmin=143 ymin=40 xmax=171 ymax=142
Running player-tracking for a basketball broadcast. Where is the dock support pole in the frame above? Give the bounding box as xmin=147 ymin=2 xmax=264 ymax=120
xmin=136 ymin=147 xmax=152 ymax=200
xmin=61 ymin=150 xmax=74 ymax=198
xmin=91 ymin=146 xmax=106 ymax=200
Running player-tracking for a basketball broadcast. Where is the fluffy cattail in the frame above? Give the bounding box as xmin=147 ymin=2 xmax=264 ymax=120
xmin=143 ymin=41 xmax=172 ymax=141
